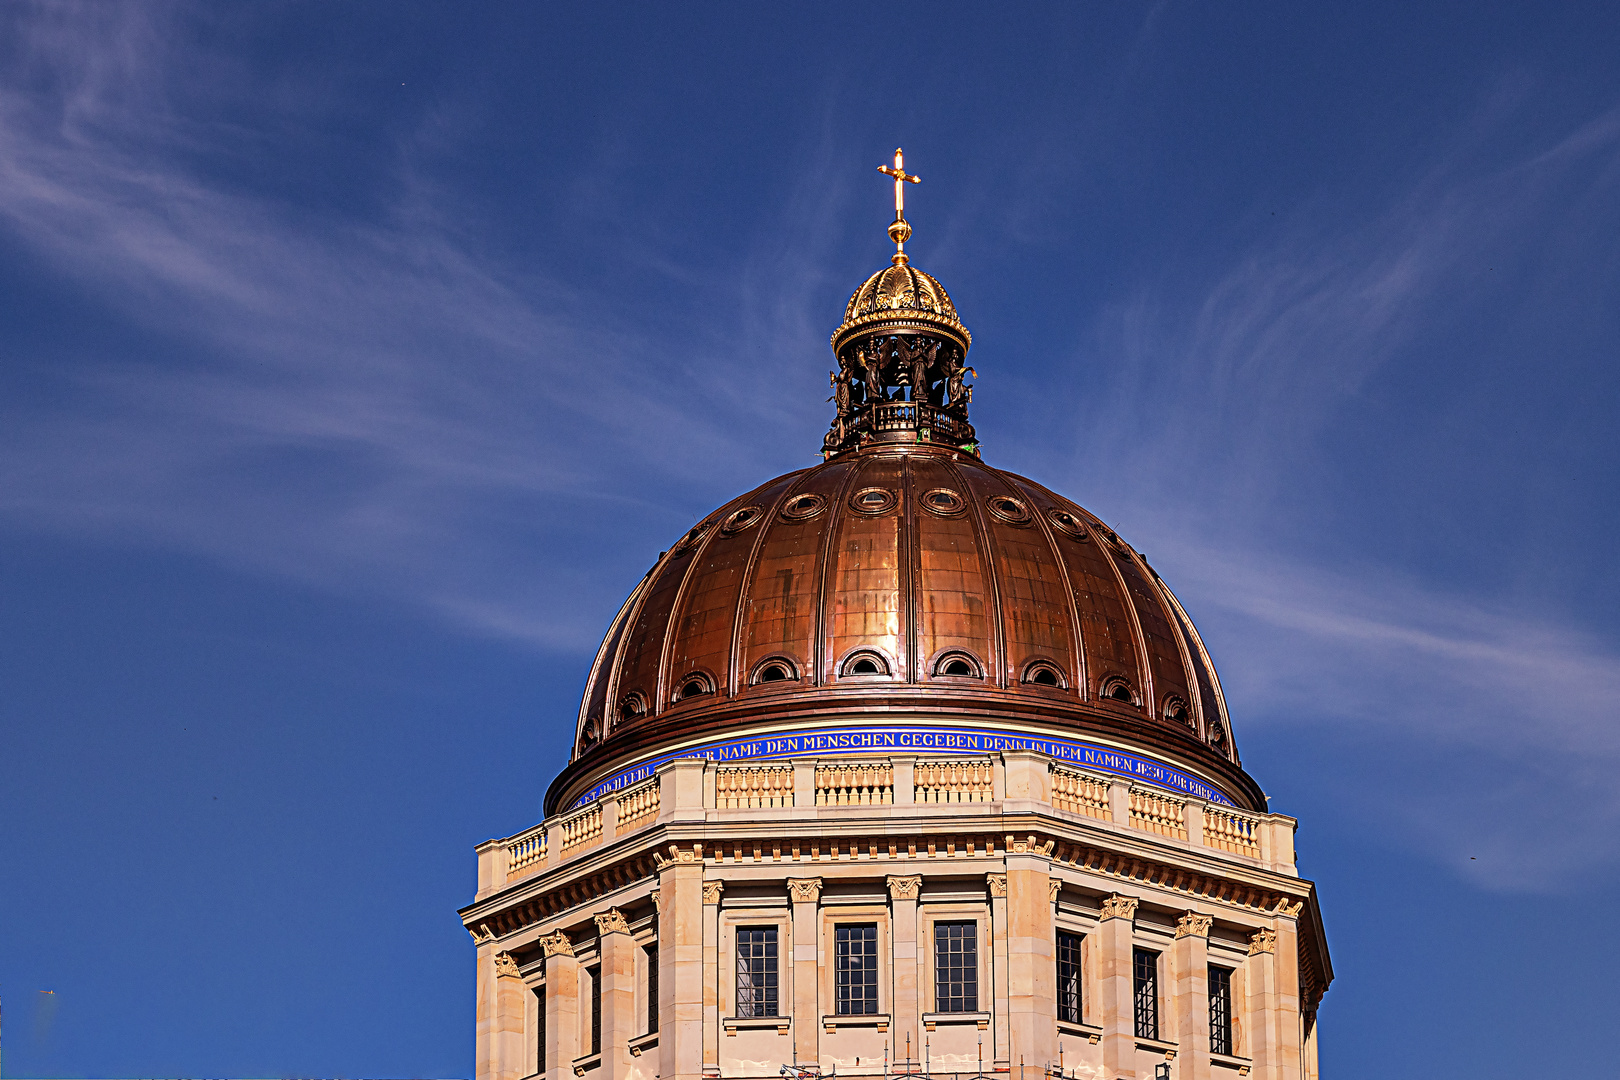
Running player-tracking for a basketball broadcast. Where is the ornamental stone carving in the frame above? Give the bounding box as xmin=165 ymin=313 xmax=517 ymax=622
xmin=702 ymin=880 xmax=724 ymax=905
xmin=1249 ymin=927 xmax=1278 ymax=955
xmin=986 ymin=873 xmax=1008 ymax=898
xmin=540 ymin=931 xmax=575 ymax=958
xmin=595 ymin=907 xmax=631 ymax=935
xmin=787 ymin=877 xmax=823 ymax=903
xmin=1175 ymin=912 xmax=1214 ymax=939
xmin=1049 ymin=878 xmax=1062 ymax=903
xmin=1100 ymin=893 xmax=1139 ymax=922
xmin=657 ymin=844 xmax=703 ymax=868
xmin=887 ymin=875 xmax=922 ymax=901
xmin=494 ymin=951 xmax=522 ymax=979
xmin=468 ymin=923 xmax=494 ymax=945
xmin=650 ymin=889 xmax=660 ymax=914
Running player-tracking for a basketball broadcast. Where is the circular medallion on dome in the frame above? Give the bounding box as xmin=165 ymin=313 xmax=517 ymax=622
xmin=922 ymin=487 xmax=967 ymax=517
xmin=779 ymin=493 xmax=827 ymax=522
xmin=1046 ymin=508 xmax=1090 ymax=540
xmin=849 ymin=486 xmax=899 ymax=515
xmin=985 ymin=494 xmax=1033 ymax=526
xmin=721 ymin=505 xmax=764 ymax=535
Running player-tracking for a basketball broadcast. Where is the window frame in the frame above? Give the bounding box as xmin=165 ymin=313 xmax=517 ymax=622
xmin=734 ymin=926 xmax=781 ymax=1019
xmin=1208 ymin=964 xmax=1234 ymax=1056
xmin=833 ymin=922 xmax=881 ymax=1016
xmin=1056 ymin=930 xmax=1084 ymax=1024
xmin=1132 ymin=948 xmax=1160 ymax=1040
xmin=931 ymin=919 xmax=980 ymax=1014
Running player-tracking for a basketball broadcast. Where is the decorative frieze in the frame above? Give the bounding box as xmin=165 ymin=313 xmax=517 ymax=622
xmin=887 ymin=874 xmax=922 ymax=900
xmin=595 ymin=907 xmax=631 ymax=935
xmin=540 ymin=930 xmax=575 ymax=958
xmin=1175 ymin=911 xmax=1213 ymax=939
xmin=1100 ymin=893 xmax=1139 ymax=922
xmin=787 ymin=877 xmax=823 ymax=903
xmin=494 ymin=951 xmax=522 ymax=979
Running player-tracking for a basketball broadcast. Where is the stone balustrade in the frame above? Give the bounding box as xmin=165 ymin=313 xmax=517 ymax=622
xmin=556 ymin=802 xmax=603 ymax=854
xmin=1050 ymin=765 xmax=1112 ymax=820
xmin=481 ymin=751 xmax=1299 ymax=887
xmin=615 ymin=776 xmax=661 ymax=830
xmin=715 ymin=763 xmax=793 ymax=808
xmin=506 ymin=825 xmax=548 ymax=874
xmin=1129 ymin=786 xmax=1188 ymax=839
xmin=913 ymin=757 xmax=995 ymax=803
xmin=815 ymin=760 xmax=893 ymax=805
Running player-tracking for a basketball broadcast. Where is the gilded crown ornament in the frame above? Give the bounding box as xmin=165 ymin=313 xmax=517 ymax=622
xmin=824 ymin=148 xmax=977 ymax=458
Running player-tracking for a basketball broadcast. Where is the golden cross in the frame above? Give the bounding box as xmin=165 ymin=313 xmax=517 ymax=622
xmin=877 ymin=147 xmax=921 ymax=219
xmin=877 ymin=148 xmax=921 ymax=258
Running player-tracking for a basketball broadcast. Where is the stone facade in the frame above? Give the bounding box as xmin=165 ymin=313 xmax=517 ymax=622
xmin=462 ymin=748 xmax=1329 ymax=1080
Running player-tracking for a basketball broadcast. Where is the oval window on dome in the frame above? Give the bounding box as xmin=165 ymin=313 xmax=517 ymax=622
xmin=671 ymin=521 xmax=711 ymax=555
xmin=849 ymin=487 xmax=898 ymax=516
xmin=985 ymin=494 xmax=1033 ymax=526
xmin=780 ymin=493 xmax=827 ymax=522
xmin=922 ymin=487 xmax=967 ymax=517
xmin=1046 ymin=508 xmax=1090 ymax=540
xmin=722 ymin=505 xmax=763 ymax=535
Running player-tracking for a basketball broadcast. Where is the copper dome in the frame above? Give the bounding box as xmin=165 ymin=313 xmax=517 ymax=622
xmin=831 ymin=260 xmax=972 ymax=356
xmin=549 ymin=443 xmax=1250 ymax=813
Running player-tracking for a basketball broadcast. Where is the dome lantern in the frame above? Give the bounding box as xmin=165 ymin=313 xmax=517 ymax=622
xmin=824 ymin=149 xmax=977 ymax=458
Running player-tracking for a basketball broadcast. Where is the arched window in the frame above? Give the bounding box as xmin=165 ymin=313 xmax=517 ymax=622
xmin=1022 ymin=661 xmax=1067 ymax=688
xmin=750 ymin=657 xmax=800 ymax=685
xmin=840 ymin=650 xmax=890 ymax=677
xmin=617 ymin=692 xmax=647 ymax=725
xmin=1100 ymin=676 xmax=1135 ymax=704
xmin=933 ymin=651 xmax=983 ymax=678
xmin=676 ymin=672 xmax=715 ymax=701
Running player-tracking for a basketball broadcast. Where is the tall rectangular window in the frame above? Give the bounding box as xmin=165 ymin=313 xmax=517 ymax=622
xmin=736 ymin=928 xmax=779 ymax=1017
xmin=588 ymin=965 xmax=602 ymax=1055
xmin=933 ymin=921 xmax=978 ymax=1013
xmin=835 ymin=924 xmax=879 ymax=1015
xmin=1056 ymin=931 xmax=1083 ymax=1024
xmin=645 ymin=944 xmax=659 ymax=1034
xmin=1133 ymin=949 xmax=1159 ymax=1040
xmin=536 ymin=987 xmax=546 ymax=1072
xmin=1209 ymin=966 xmax=1233 ymax=1056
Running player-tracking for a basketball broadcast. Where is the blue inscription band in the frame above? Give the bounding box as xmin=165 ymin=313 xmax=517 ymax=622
xmin=569 ymin=723 xmax=1235 ymax=809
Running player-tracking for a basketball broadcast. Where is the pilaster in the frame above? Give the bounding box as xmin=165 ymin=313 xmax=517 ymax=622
xmin=542 ymin=931 xmax=580 ymax=1080
xmin=492 ymin=952 xmax=528 ymax=1080
xmin=1097 ymin=893 xmax=1139 ymax=1080
xmin=596 ymin=909 xmax=636 ymax=1080
xmin=703 ymin=880 xmax=724 ymax=1073
xmin=987 ymin=872 xmax=1011 ymax=1067
xmin=1246 ymin=920 xmax=1301 ymax=1080
xmin=788 ymin=878 xmax=823 ymax=1066
xmin=658 ymin=845 xmax=704 ymax=1080
xmin=1005 ymin=848 xmax=1056 ymax=1074
xmin=888 ymin=875 xmax=922 ymax=1056
xmin=1172 ymin=912 xmax=1214 ymax=1080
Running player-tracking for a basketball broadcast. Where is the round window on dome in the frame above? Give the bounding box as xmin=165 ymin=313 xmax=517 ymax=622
xmin=1046 ymin=508 xmax=1090 ymax=540
xmin=922 ymin=488 xmax=967 ymax=517
xmin=849 ymin=487 xmax=898 ymax=515
xmin=986 ymin=494 xmax=1032 ymax=526
xmin=780 ymin=493 xmax=827 ymax=521
xmin=722 ymin=506 xmax=763 ymax=535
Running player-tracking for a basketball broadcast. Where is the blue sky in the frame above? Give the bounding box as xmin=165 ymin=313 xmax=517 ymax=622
xmin=2 ymin=2 xmax=1618 ymax=1076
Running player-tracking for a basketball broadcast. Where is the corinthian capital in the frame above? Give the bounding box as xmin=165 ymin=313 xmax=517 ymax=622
xmin=1248 ymin=927 xmax=1277 ymax=955
xmin=1175 ymin=911 xmax=1213 ymax=939
xmin=540 ymin=930 xmax=574 ymax=958
xmin=887 ymin=875 xmax=922 ymax=901
xmin=986 ymin=873 xmax=1008 ymax=898
xmin=787 ymin=877 xmax=823 ymax=904
xmin=702 ymin=880 xmax=724 ymax=905
xmin=494 ymin=951 xmax=522 ymax=979
xmin=1099 ymin=893 xmax=1139 ymax=922
xmin=595 ymin=907 xmax=631 ymax=935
